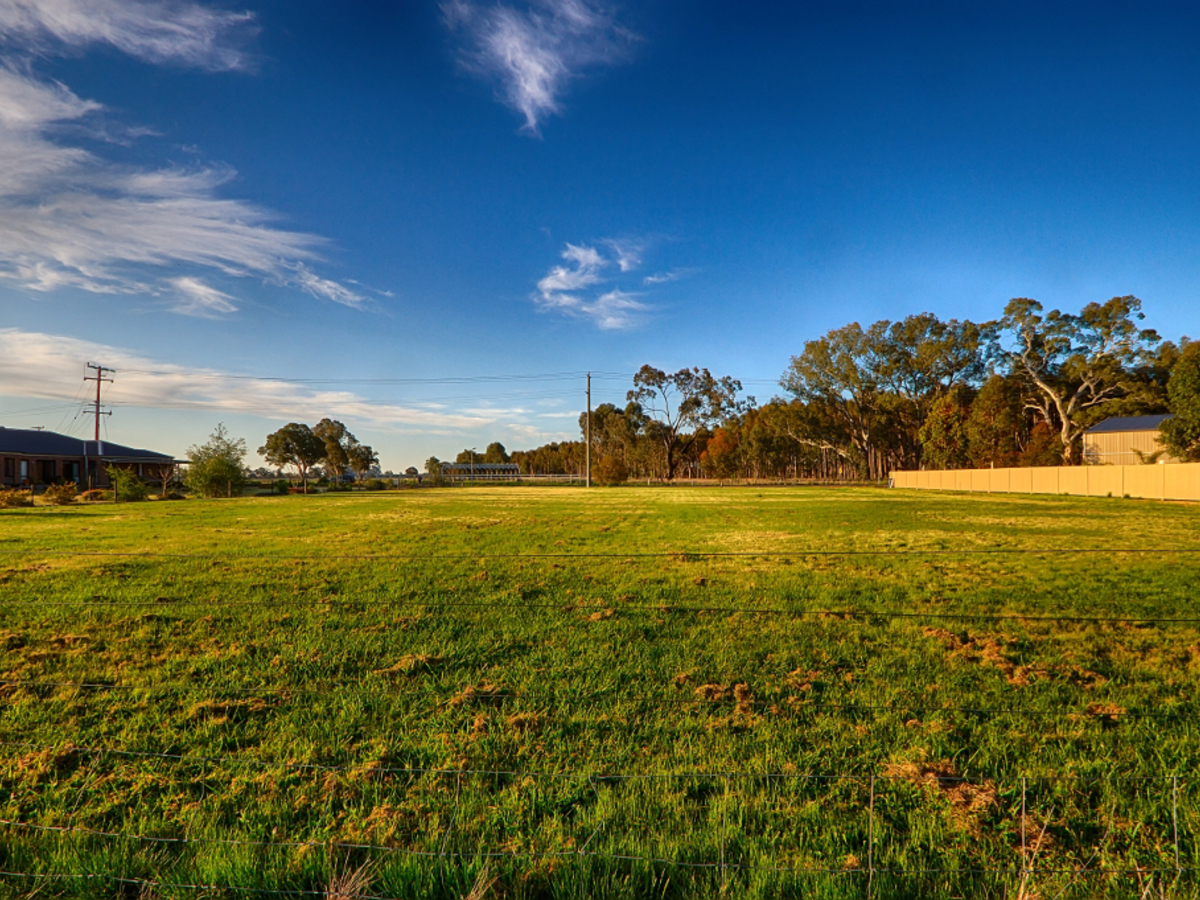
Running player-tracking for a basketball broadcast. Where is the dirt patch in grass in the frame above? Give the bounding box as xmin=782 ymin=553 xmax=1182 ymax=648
xmin=188 ymin=698 xmax=270 ymax=725
xmin=374 ymin=654 xmax=443 ymax=676
xmin=449 ymin=682 xmax=505 ymax=708
xmin=12 ymin=744 xmax=83 ymax=784
xmin=883 ymin=758 xmax=998 ymax=834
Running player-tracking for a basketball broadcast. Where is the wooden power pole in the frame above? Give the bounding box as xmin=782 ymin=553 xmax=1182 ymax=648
xmin=84 ymin=362 xmax=114 ymax=489
xmin=586 ymin=372 xmax=592 ymax=488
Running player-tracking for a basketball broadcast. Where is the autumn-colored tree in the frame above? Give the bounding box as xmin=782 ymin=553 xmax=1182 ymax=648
xmin=701 ymin=426 xmax=740 ymax=479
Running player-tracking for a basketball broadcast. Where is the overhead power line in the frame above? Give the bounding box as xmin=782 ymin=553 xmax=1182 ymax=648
xmin=117 ymin=369 xmax=635 ymax=386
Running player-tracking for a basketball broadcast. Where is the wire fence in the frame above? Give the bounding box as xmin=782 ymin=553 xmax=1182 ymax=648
xmin=0 ymin=679 xmax=1193 ymax=723
xmin=1 ymin=742 xmax=1196 ymax=895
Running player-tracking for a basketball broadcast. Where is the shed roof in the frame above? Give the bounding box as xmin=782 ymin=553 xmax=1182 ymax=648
xmin=0 ymin=427 xmax=174 ymax=461
xmin=1083 ymin=415 xmax=1173 ymax=435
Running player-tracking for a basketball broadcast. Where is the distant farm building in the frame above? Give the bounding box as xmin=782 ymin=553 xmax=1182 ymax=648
xmin=0 ymin=427 xmax=179 ymax=489
xmin=1082 ymin=415 xmax=1175 ymax=466
xmin=439 ymin=462 xmax=521 ymax=481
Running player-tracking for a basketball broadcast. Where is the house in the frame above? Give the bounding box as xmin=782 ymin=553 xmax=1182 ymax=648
xmin=0 ymin=427 xmax=180 ymax=489
xmin=1082 ymin=415 xmax=1176 ymax=466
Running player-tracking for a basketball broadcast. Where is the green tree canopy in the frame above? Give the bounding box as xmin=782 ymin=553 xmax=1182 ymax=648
xmin=185 ymin=423 xmax=248 ymax=498
xmin=1160 ymin=341 xmax=1200 ymax=461
xmin=313 ymin=418 xmax=355 ymax=480
xmin=347 ymin=442 xmax=379 ymax=480
xmin=994 ymin=296 xmax=1160 ymax=463
xmin=965 ymin=375 xmax=1025 ymax=469
xmin=259 ymin=424 xmax=324 ymax=493
xmin=628 ymin=365 xmax=745 ymax=479
xmin=483 ymin=442 xmax=510 ymax=464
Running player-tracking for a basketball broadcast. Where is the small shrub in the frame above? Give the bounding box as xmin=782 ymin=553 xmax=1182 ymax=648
xmin=0 ymin=487 xmax=34 ymax=509
xmin=272 ymin=479 xmax=290 ymax=495
xmin=595 ymin=456 xmax=629 ymax=486
xmin=79 ymin=489 xmax=111 ymax=503
xmin=42 ymin=483 xmax=78 ymax=505
xmin=363 ymin=478 xmax=387 ymax=491
xmin=106 ymin=466 xmax=151 ymax=502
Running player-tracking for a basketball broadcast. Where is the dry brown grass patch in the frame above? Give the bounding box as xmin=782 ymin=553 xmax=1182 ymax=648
xmin=13 ymin=744 xmax=81 ymax=783
xmin=449 ymin=682 xmax=505 ymax=708
xmin=187 ymin=698 xmax=269 ymax=725
xmin=374 ymin=654 xmax=442 ymax=676
xmin=506 ymin=712 xmax=542 ymax=732
xmin=882 ymin=758 xmax=998 ymax=834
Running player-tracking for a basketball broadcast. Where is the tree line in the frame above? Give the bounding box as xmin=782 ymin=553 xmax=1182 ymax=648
xmin=496 ymin=297 xmax=1199 ymax=482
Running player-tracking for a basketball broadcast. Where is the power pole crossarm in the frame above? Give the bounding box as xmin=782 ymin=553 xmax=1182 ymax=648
xmin=85 ymin=362 xmax=115 ymax=442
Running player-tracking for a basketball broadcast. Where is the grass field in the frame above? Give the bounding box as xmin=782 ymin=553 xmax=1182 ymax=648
xmin=1 ymin=486 xmax=1199 ymax=899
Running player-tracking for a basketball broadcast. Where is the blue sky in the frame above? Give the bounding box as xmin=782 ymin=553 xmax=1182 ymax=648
xmin=1 ymin=0 xmax=1198 ymax=470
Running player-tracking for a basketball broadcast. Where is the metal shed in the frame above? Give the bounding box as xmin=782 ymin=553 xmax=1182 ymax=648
xmin=1082 ymin=415 xmax=1175 ymax=466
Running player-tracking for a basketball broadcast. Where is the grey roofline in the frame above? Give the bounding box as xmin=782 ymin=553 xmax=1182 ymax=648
xmin=1083 ymin=414 xmax=1174 ymax=435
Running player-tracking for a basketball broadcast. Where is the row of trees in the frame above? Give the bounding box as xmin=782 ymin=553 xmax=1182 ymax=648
xmin=259 ymin=420 xmax=379 ymax=492
xmin=497 ymin=297 xmax=1199 ymax=481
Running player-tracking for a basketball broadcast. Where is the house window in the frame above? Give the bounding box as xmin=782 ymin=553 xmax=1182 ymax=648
xmin=40 ymin=460 xmax=56 ymax=483
xmin=19 ymin=460 xmax=28 ymax=481
xmin=3 ymin=458 xmax=12 ymax=479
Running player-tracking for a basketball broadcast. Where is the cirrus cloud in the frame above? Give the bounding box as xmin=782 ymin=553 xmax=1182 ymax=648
xmin=443 ymin=0 xmax=636 ymax=134
xmin=0 ymin=1 xmax=368 ymax=313
xmin=0 ymin=0 xmax=257 ymax=71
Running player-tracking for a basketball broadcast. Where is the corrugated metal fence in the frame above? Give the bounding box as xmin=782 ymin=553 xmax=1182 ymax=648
xmin=890 ymin=463 xmax=1200 ymax=501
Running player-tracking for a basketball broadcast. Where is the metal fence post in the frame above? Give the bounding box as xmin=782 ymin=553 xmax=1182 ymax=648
xmin=720 ymin=774 xmax=729 ymax=893
xmin=1173 ymin=776 xmax=1181 ymax=877
xmin=441 ymin=770 xmax=462 ymax=859
xmin=1021 ymin=777 xmax=1028 ymax=877
xmin=868 ymin=775 xmax=876 ymax=898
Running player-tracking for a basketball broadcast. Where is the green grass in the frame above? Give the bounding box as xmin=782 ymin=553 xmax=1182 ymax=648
xmin=1 ymin=486 xmax=1199 ymax=899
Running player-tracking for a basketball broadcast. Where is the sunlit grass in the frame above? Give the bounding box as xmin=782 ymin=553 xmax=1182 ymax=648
xmin=1 ymin=487 xmax=1198 ymax=898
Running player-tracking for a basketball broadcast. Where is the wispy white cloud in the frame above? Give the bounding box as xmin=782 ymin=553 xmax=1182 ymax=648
xmin=586 ymin=288 xmax=646 ymax=330
xmin=603 ymin=237 xmax=642 ymax=272
xmin=443 ymin=0 xmax=636 ymax=133
xmin=0 ymin=4 xmax=368 ymax=313
xmin=169 ymin=276 xmax=236 ymax=317
xmin=643 ymin=267 xmax=694 ymax=285
xmin=0 ymin=0 xmax=257 ymax=71
xmin=536 ymin=241 xmax=605 ymax=297
xmin=533 ymin=241 xmax=650 ymax=329
xmin=0 ymin=328 xmax=494 ymax=435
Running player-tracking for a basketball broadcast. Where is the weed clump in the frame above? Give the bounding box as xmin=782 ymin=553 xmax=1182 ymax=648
xmin=41 ymin=483 xmax=78 ymax=505
xmin=0 ymin=487 xmax=33 ymax=508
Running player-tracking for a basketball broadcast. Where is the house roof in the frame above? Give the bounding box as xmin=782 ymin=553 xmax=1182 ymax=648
xmin=0 ymin=427 xmax=174 ymax=461
xmin=1084 ymin=414 xmax=1173 ymax=435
